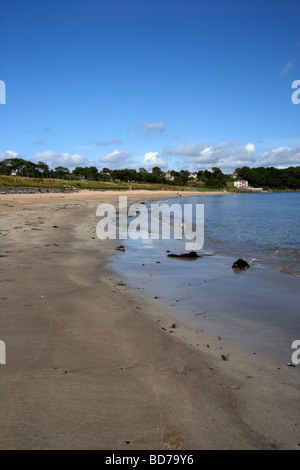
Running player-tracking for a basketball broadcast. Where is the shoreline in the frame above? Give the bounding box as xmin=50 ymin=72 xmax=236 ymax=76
xmin=0 ymin=190 xmax=299 ymax=450
xmin=1 ymin=184 xmax=299 ymax=196
xmin=0 ymin=188 xmax=228 ymax=199
xmin=111 ymin=244 xmax=300 ymax=364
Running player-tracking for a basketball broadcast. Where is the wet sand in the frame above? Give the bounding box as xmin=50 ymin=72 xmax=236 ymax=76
xmin=112 ymin=238 xmax=300 ymax=367
xmin=0 ymin=190 xmax=299 ymax=450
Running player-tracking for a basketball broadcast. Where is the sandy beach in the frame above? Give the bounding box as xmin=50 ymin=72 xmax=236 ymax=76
xmin=0 ymin=189 xmax=299 ymax=450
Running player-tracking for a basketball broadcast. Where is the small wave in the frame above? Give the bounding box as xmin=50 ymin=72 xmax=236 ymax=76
xmin=198 ymin=249 xmax=215 ymax=256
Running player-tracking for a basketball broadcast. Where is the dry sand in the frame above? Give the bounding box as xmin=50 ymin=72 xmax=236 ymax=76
xmin=0 ymin=189 xmax=299 ymax=450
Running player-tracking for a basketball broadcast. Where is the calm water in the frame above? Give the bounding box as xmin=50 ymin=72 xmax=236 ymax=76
xmin=183 ymin=192 xmax=300 ymax=276
xmin=111 ymin=192 xmax=300 ymax=366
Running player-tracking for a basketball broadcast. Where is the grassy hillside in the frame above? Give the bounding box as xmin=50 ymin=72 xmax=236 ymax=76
xmin=0 ymin=175 xmax=199 ymax=192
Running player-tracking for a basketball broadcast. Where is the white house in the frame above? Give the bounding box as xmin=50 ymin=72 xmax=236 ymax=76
xmin=234 ymin=180 xmax=248 ymax=189
xmin=164 ymin=171 xmax=174 ymax=181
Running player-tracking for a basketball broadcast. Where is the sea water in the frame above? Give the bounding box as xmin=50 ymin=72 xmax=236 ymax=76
xmin=110 ymin=192 xmax=300 ymax=367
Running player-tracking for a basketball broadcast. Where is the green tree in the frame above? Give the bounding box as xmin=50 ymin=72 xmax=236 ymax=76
xmin=36 ymin=161 xmax=50 ymax=177
xmin=54 ymin=166 xmax=70 ymax=179
xmin=152 ymin=166 xmax=163 ymax=176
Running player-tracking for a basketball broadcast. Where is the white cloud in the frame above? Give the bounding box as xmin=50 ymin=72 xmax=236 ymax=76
xmin=164 ymin=141 xmax=300 ymax=172
xmin=258 ymin=146 xmax=300 ymax=167
xmin=141 ymin=122 xmax=165 ymax=132
xmin=100 ymin=149 xmax=132 ymax=168
xmin=140 ymin=151 xmax=168 ymax=170
xmin=32 ymin=150 xmax=87 ymax=169
xmin=0 ymin=150 xmax=23 ymax=159
xmin=96 ymin=139 xmax=122 ymax=147
xmin=280 ymin=60 xmax=294 ymax=76
xmin=164 ymin=141 xmax=235 ymax=159
xmin=164 ymin=143 xmax=207 ymax=157
xmin=165 ymin=142 xmax=256 ymax=168
xmin=213 ymin=141 xmax=234 ymax=150
xmin=244 ymin=143 xmax=256 ymax=153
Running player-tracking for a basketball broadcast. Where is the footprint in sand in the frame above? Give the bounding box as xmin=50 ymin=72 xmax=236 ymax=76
xmin=163 ymin=427 xmax=185 ymax=450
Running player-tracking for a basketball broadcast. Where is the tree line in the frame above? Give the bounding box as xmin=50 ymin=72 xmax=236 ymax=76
xmin=0 ymin=156 xmax=299 ymax=189
xmin=0 ymin=158 xmax=197 ymax=185
xmin=236 ymin=166 xmax=300 ymax=189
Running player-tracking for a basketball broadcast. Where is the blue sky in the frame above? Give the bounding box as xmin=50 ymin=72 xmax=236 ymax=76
xmin=1 ymin=0 xmax=300 ymax=172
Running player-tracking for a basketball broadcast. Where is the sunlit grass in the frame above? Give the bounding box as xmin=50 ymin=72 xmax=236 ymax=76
xmin=0 ymin=175 xmax=237 ymax=192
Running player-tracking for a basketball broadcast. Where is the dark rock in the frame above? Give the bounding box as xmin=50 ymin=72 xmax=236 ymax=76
xmin=115 ymin=245 xmax=125 ymax=251
xmin=232 ymin=258 xmax=250 ymax=270
xmin=167 ymin=251 xmax=200 ymax=260
xmin=0 ymin=186 xmax=79 ymax=195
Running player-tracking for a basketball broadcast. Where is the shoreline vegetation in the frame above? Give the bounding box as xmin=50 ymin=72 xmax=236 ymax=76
xmin=0 ymin=174 xmax=299 ymax=194
xmin=0 ymin=189 xmax=299 ymax=450
xmin=0 ymin=158 xmax=299 ymax=192
xmin=0 ymin=174 xmax=226 ymax=193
